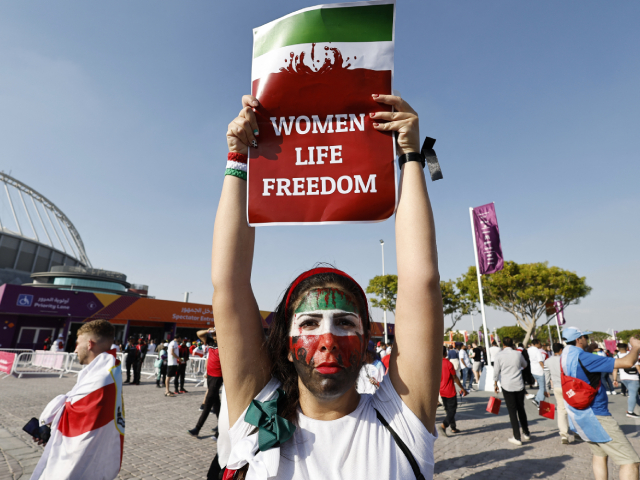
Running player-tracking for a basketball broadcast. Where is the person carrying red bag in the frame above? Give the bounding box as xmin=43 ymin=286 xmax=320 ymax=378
xmin=561 ymin=327 xmax=640 ymax=480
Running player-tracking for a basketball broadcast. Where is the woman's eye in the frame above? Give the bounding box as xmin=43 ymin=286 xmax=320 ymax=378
xmin=300 ymin=320 xmax=319 ymax=328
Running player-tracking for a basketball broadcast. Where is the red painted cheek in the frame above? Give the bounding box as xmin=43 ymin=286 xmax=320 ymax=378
xmin=290 ymin=336 xmax=320 ymax=364
xmin=291 ymin=334 xmax=363 ymax=368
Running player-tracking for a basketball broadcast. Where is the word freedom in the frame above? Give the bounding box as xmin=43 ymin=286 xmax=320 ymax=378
xmin=263 ymin=175 xmax=377 ymax=196
xmin=263 ymin=113 xmax=376 ymax=197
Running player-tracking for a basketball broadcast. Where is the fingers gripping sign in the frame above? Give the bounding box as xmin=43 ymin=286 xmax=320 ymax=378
xmin=370 ymin=94 xmax=420 ymax=156
xmin=226 ymin=96 xmax=260 ymax=155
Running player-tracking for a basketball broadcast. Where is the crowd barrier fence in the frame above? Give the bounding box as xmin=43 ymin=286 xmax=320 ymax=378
xmin=4 ymin=350 xmax=208 ymax=387
xmin=13 ymin=351 xmax=67 ymax=378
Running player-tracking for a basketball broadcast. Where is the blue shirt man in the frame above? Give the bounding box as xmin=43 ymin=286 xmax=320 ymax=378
xmin=561 ymin=327 xmax=640 ymax=478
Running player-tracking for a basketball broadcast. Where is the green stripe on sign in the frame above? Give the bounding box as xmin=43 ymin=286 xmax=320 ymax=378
xmin=254 ymin=4 xmax=394 ymax=58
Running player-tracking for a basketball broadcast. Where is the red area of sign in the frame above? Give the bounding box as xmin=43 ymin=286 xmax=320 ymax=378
xmin=248 ymin=58 xmax=394 ymax=225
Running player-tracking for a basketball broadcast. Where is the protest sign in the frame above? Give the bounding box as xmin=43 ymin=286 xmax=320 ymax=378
xmin=247 ymin=0 xmax=396 ymax=226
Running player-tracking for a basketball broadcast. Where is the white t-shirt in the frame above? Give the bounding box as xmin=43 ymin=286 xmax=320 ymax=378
xmin=167 ymin=340 xmax=180 ymax=366
xmin=489 ymin=346 xmax=501 ymax=363
xmin=618 ymin=352 xmax=640 ymax=381
xmin=228 ymin=375 xmax=436 ymax=479
xmin=356 ymin=363 xmax=385 ymax=394
xmin=527 ymin=346 xmax=544 ymax=376
xmin=459 ymin=349 xmax=471 ymax=368
xmin=147 ymin=343 xmax=156 ymax=354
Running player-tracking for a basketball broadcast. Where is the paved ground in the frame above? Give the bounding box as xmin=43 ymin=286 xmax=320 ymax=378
xmin=1 ymin=373 xmax=638 ymax=479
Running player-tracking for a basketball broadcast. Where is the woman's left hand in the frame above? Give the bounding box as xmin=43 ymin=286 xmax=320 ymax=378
xmin=370 ymin=94 xmax=420 ymax=155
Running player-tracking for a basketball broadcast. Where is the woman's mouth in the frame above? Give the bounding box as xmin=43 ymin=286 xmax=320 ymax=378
xmin=315 ymin=362 xmax=341 ymax=374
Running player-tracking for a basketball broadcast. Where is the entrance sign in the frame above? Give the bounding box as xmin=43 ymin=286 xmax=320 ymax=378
xmin=247 ymin=0 xmax=397 ymax=226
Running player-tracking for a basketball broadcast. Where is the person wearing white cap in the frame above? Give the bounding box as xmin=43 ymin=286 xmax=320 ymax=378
xmin=561 ymin=326 xmax=640 ymax=479
xmin=49 ymin=333 xmax=65 ymax=353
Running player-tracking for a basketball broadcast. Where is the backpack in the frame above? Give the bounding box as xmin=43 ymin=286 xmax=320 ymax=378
xmin=560 ymin=358 xmax=600 ymax=410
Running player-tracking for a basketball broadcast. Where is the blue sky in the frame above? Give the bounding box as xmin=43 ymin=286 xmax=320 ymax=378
xmin=1 ymin=1 xmax=638 ymax=334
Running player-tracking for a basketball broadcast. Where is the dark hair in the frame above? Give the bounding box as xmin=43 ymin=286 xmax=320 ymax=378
xmin=566 ymin=340 xmax=577 ymax=346
xmin=517 ymin=343 xmax=524 ymax=348
xmin=618 ymin=343 xmax=628 ymax=350
xmin=265 ymin=268 xmax=370 ymax=422
xmin=503 ymin=337 xmax=514 ymax=348
xmin=491 ymin=341 xmax=497 ymax=346
xmin=442 ymin=346 xmax=448 ymax=358
xmin=531 ymin=339 xmax=541 ymax=346
xmin=552 ymin=343 xmax=564 ymax=354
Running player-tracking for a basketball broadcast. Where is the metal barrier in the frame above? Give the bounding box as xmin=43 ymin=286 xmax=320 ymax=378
xmin=13 ymin=351 xmax=67 ymax=378
xmin=185 ymin=357 xmax=207 ymax=386
xmin=140 ymin=354 xmax=158 ymax=378
xmin=0 ymin=348 xmax=35 ymax=354
xmin=66 ymin=353 xmax=84 ymax=373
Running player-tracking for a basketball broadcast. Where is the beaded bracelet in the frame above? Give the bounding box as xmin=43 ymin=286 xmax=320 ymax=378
xmin=225 ymin=152 xmax=247 ymax=181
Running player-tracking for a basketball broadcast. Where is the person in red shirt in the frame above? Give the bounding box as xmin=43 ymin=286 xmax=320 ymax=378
xmin=189 ymin=328 xmax=223 ymax=438
xmin=438 ymin=345 xmax=468 ymax=436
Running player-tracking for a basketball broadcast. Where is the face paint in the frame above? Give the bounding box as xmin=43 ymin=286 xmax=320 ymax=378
xmin=288 ymin=288 xmax=365 ymax=399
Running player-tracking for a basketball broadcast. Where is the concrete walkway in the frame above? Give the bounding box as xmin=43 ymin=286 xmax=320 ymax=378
xmin=1 ymin=374 xmax=638 ymax=479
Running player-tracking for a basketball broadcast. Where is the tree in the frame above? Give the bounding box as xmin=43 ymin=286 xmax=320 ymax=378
xmin=441 ymin=280 xmax=478 ymax=333
xmin=496 ymin=326 xmax=527 ymax=344
xmin=588 ymin=331 xmax=611 ymax=343
xmin=366 ymin=275 xmax=398 ymax=315
xmin=616 ymin=330 xmax=640 ymax=343
xmin=457 ymin=261 xmax=592 ymax=346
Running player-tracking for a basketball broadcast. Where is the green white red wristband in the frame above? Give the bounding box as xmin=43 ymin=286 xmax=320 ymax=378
xmin=226 ymin=152 xmax=248 ymax=181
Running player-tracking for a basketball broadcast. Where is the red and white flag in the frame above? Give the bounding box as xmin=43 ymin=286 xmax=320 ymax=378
xmin=31 ymin=350 xmax=125 ymax=480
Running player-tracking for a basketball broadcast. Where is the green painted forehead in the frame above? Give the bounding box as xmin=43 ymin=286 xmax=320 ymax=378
xmin=294 ymin=288 xmax=359 ymax=314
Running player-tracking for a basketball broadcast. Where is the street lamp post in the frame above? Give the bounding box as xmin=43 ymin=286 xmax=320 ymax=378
xmin=380 ymin=239 xmax=388 ymax=344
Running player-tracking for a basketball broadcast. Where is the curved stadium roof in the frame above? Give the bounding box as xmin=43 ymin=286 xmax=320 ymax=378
xmin=0 ymin=172 xmax=91 ymax=285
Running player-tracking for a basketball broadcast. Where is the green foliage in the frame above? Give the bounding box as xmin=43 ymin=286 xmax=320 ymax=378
xmin=616 ymin=330 xmax=640 ymax=343
xmin=366 ymin=275 xmax=398 ymax=314
xmin=533 ymin=325 xmax=562 ymax=344
xmin=441 ymin=279 xmax=478 ymax=333
xmin=496 ymin=326 xmax=527 ymax=344
xmin=457 ymin=261 xmax=592 ymax=345
xmin=588 ymin=331 xmax=611 ymax=343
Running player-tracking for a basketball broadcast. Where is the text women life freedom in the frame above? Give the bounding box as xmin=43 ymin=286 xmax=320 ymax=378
xmin=261 ymin=113 xmax=379 ymax=197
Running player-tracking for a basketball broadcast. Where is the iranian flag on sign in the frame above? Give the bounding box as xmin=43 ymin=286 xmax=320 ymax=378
xmin=248 ymin=0 xmax=396 ymax=226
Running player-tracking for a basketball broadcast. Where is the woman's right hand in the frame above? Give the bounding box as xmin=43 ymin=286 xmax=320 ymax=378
xmin=226 ymin=95 xmax=260 ymax=154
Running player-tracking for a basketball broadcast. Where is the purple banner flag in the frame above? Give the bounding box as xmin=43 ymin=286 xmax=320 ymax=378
xmin=554 ymin=301 xmax=566 ymax=326
xmin=472 ymin=203 xmax=504 ymax=275
xmin=613 ymin=330 xmax=618 ymax=341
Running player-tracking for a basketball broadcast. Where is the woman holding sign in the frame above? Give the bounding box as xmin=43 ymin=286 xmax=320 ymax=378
xmin=212 ymin=93 xmax=442 ymax=479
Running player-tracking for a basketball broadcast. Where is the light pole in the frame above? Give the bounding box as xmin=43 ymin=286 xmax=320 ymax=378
xmin=380 ymin=239 xmax=388 ymax=344
xmin=183 ymin=292 xmax=192 ymax=303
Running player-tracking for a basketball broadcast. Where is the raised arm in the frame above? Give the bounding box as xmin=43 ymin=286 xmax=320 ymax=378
xmin=371 ymin=95 xmax=443 ymax=433
xmin=212 ymin=95 xmax=271 ymax=425
xmin=614 ymin=338 xmax=640 ymax=370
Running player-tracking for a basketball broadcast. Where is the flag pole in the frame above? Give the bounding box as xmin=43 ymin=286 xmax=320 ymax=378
xmin=469 ymin=207 xmax=492 ymax=364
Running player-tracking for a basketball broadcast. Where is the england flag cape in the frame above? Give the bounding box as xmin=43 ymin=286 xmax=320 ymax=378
xmin=31 ymin=349 xmax=125 ymax=480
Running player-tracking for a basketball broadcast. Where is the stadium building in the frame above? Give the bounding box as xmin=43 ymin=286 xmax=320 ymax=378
xmin=0 ymin=173 xmax=274 ymax=351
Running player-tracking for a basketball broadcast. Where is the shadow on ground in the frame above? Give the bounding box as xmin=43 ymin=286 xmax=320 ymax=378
xmin=435 ymin=447 xmax=533 ymax=473
xmin=462 ymin=455 xmax=573 ymax=479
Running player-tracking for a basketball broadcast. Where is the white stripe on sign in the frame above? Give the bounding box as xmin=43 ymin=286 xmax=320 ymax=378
xmin=251 ymin=41 xmax=394 ymax=82
xmin=290 ymin=310 xmax=363 ymax=337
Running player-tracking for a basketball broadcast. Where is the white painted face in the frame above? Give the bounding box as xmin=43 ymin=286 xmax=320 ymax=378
xmin=289 ymin=310 xmax=364 ymax=338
